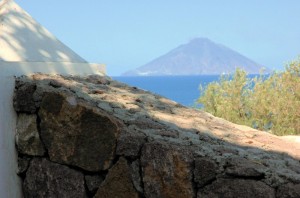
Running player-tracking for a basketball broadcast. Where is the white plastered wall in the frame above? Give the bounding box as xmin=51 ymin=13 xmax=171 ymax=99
xmin=0 ymin=0 xmax=88 ymax=63
xmin=0 ymin=63 xmax=104 ymax=198
xmin=0 ymin=0 xmax=106 ymax=197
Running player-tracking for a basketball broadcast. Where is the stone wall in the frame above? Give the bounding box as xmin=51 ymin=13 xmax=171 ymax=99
xmin=14 ymin=74 xmax=300 ymax=197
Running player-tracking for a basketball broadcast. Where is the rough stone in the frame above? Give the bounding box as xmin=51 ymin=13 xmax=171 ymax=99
xmin=85 ymin=75 xmax=111 ymax=85
xmin=128 ymin=115 xmax=165 ymax=130
xmin=84 ymin=175 xmax=104 ymax=195
xmin=116 ymin=128 xmax=146 ymax=158
xmin=17 ymin=155 xmax=31 ymax=175
xmin=95 ymin=157 xmax=139 ymax=198
xmin=13 ymin=83 xmax=36 ymax=113
xmin=14 ymin=74 xmax=300 ymax=197
xmin=225 ymin=156 xmax=266 ymax=178
xmin=39 ymin=92 xmax=120 ymax=171
xmin=16 ymin=114 xmax=45 ymax=156
xmin=130 ymin=160 xmax=143 ymax=193
xmin=194 ymin=157 xmax=218 ymax=187
xmin=97 ymin=102 xmax=113 ymax=113
xmin=23 ymin=158 xmax=86 ymax=198
xmin=141 ymin=141 xmax=194 ymax=198
xmin=198 ymin=178 xmax=275 ymax=198
xmin=276 ymin=183 xmax=300 ymax=198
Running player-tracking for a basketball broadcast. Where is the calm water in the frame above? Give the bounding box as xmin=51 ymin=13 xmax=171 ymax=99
xmin=113 ymin=76 xmax=220 ymax=107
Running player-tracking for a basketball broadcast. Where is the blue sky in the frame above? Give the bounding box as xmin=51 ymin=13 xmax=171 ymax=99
xmin=15 ymin=0 xmax=300 ymax=76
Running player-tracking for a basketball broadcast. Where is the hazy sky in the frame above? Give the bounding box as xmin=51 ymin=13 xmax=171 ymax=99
xmin=15 ymin=0 xmax=300 ymax=76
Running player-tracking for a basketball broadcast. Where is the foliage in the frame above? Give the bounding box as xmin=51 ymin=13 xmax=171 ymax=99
xmin=197 ymin=58 xmax=300 ymax=135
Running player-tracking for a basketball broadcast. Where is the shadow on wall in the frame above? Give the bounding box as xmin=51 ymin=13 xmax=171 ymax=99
xmin=0 ymin=0 xmax=102 ymax=75
xmin=14 ymin=74 xmax=300 ymax=197
xmin=0 ymin=0 xmax=87 ymax=62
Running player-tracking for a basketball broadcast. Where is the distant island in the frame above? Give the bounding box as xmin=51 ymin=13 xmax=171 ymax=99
xmin=122 ymin=38 xmax=270 ymax=76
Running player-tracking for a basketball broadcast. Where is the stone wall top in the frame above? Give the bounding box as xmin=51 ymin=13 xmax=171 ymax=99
xmin=13 ymin=73 xmax=300 ymax=197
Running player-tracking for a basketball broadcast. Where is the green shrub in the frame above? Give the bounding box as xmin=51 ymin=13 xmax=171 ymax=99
xmin=197 ymin=58 xmax=300 ymax=135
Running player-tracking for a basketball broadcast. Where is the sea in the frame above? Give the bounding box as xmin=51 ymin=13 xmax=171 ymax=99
xmin=112 ymin=75 xmax=221 ymax=107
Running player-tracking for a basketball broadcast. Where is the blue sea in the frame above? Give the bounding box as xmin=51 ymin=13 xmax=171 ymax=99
xmin=113 ymin=76 xmax=221 ymax=107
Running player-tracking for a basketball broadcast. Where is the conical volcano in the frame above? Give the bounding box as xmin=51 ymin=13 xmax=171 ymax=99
xmin=123 ymin=38 xmax=268 ymax=76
